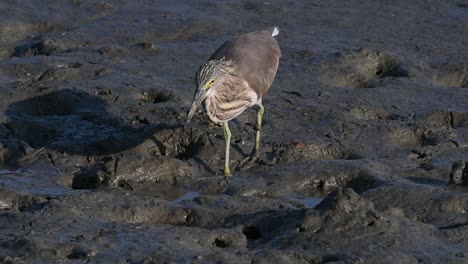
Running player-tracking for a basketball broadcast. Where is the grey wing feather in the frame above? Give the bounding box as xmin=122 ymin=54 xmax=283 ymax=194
xmin=209 ymin=27 xmax=281 ymax=97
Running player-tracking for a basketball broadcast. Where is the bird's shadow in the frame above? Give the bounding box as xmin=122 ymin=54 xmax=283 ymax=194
xmin=1 ymin=88 xmax=262 ymax=175
xmin=2 ymin=89 xmax=169 ymax=167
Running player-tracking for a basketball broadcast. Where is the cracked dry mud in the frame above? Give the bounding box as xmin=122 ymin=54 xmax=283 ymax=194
xmin=0 ymin=1 xmax=468 ymax=263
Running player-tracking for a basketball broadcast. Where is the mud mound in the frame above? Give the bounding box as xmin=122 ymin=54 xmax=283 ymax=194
xmin=72 ymin=153 xmax=194 ymax=189
xmin=0 ymin=20 xmax=65 ymax=58
xmin=5 ymin=89 xmax=154 ymax=156
xmin=432 ymin=64 xmax=468 ymax=88
xmin=320 ymin=49 xmax=408 ymax=88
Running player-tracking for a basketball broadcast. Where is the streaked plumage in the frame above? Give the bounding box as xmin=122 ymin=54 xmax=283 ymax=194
xmin=186 ymin=27 xmax=281 ymax=176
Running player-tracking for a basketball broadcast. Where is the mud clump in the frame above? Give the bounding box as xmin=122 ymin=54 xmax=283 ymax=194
xmin=386 ymin=127 xmax=423 ymax=147
xmin=72 ymin=162 xmax=112 ymax=189
xmin=132 ymin=42 xmax=159 ymax=53
xmin=348 ymin=106 xmax=389 ymax=120
xmin=0 ymin=140 xmax=26 ymax=168
xmin=449 ymin=160 xmax=468 ymax=186
xmin=97 ymin=45 xmax=128 ymax=57
xmin=0 ymin=188 xmax=47 ymax=211
xmin=73 ymin=154 xmax=189 ymax=189
xmin=13 ymin=39 xmax=64 ymax=57
xmin=316 ymin=188 xmax=376 ymax=215
xmin=269 ymin=141 xmax=354 ymax=164
xmin=432 ymin=64 xmax=468 ymax=88
xmin=37 ymin=66 xmax=81 ymax=82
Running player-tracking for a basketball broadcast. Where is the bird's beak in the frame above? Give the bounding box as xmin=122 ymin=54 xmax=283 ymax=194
xmin=185 ymin=88 xmax=209 ymax=128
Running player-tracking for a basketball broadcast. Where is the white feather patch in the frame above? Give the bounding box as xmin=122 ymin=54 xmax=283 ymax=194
xmin=272 ymin=27 xmax=279 ymax=36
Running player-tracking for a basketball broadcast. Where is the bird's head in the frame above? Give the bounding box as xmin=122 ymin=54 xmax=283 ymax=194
xmin=185 ymin=59 xmax=226 ymax=127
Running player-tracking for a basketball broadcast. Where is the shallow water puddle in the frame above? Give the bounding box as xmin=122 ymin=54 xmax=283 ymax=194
xmin=0 ymin=167 xmax=70 ymax=196
xmin=173 ymin=192 xmax=200 ymax=204
xmin=288 ymin=196 xmax=323 ymax=208
xmin=0 ymin=169 xmax=22 ymax=175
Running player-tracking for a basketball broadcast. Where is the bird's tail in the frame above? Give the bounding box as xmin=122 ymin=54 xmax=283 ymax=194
xmin=272 ymin=26 xmax=279 ymax=36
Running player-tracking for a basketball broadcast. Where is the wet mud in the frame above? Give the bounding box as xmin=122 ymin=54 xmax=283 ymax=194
xmin=0 ymin=0 xmax=468 ymax=263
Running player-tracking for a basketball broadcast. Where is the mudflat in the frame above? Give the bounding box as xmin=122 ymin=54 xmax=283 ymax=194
xmin=0 ymin=1 xmax=468 ymax=263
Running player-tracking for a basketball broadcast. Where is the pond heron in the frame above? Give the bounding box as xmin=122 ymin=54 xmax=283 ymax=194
xmin=186 ymin=26 xmax=281 ymax=176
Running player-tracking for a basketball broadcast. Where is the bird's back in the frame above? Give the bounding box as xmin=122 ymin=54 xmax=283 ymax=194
xmin=208 ymin=27 xmax=281 ymax=98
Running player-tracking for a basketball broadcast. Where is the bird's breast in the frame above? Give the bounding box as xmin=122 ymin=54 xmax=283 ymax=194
xmin=205 ymin=86 xmax=258 ymax=123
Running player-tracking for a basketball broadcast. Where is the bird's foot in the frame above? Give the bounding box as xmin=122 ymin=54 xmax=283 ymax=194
xmin=194 ymin=175 xmax=231 ymax=182
xmin=237 ymin=154 xmax=259 ymax=171
xmin=224 ymin=167 xmax=232 ymax=177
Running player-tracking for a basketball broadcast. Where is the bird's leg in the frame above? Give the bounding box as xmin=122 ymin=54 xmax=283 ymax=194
xmin=254 ymin=104 xmax=264 ymax=155
xmin=237 ymin=104 xmax=264 ymax=170
xmin=223 ymin=121 xmax=232 ymax=176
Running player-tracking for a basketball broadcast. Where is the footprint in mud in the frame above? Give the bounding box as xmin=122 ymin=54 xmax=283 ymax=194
xmin=151 ymin=127 xmax=207 ymax=159
xmin=65 ymin=245 xmax=93 ymax=260
xmin=138 ymin=88 xmax=174 ymax=104
xmin=242 ymin=225 xmax=262 ymax=241
xmin=125 ymin=84 xmax=187 ymax=125
xmin=320 ymin=48 xmax=408 ymax=88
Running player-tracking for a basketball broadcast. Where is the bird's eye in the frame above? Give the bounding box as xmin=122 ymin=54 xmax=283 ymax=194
xmin=204 ymin=78 xmax=216 ymax=90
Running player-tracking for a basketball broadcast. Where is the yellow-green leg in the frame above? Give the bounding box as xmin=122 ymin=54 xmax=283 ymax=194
xmin=237 ymin=104 xmax=264 ymax=170
xmin=254 ymin=104 xmax=264 ymax=154
xmin=223 ymin=121 xmax=232 ymax=176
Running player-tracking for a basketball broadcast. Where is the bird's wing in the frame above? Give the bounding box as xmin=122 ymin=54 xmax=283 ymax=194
xmin=209 ymin=28 xmax=281 ymax=97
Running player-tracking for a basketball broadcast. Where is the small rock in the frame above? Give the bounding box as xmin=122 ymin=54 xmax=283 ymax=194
xmin=449 ymin=160 xmax=468 ymax=186
xmin=72 ymin=162 xmax=112 ymax=189
xmin=288 ymin=140 xmax=305 ymax=149
xmin=133 ymin=42 xmax=159 ymax=52
xmin=94 ymin=67 xmax=111 ymax=78
xmin=97 ymin=45 xmax=128 ymax=56
xmin=315 ymin=188 xmax=375 ymax=214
